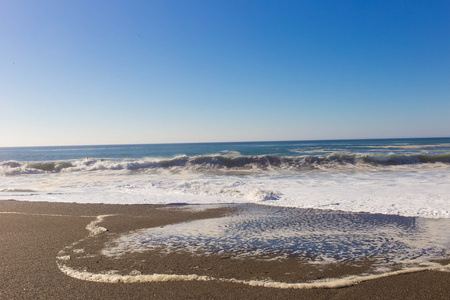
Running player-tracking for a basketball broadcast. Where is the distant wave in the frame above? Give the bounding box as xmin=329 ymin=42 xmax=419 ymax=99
xmin=358 ymin=143 xmax=450 ymax=149
xmin=1 ymin=153 xmax=450 ymax=175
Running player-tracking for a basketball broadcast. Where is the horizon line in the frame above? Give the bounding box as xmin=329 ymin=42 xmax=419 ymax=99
xmin=1 ymin=136 xmax=449 ymax=149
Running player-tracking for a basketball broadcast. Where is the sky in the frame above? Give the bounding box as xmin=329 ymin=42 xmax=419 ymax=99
xmin=0 ymin=0 xmax=449 ymax=147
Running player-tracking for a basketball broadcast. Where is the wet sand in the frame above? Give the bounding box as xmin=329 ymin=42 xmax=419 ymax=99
xmin=0 ymin=200 xmax=449 ymax=299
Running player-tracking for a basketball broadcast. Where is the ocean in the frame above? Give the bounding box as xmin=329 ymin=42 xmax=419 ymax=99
xmin=1 ymin=137 xmax=449 ymax=218
xmin=2 ymin=137 xmax=450 ymax=281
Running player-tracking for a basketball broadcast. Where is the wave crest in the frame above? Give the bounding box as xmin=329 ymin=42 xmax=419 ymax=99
xmin=1 ymin=153 xmax=449 ymax=175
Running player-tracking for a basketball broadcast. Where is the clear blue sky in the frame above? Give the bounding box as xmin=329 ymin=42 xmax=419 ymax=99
xmin=1 ymin=0 xmax=449 ymax=146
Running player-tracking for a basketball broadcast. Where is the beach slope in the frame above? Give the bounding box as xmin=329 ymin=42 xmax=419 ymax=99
xmin=0 ymin=200 xmax=449 ymax=299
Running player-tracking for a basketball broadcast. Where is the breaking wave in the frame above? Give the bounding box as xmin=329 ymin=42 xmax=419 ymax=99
xmin=1 ymin=153 xmax=450 ymax=175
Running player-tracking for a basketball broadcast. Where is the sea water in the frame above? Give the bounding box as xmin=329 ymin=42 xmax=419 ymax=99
xmin=1 ymin=138 xmax=449 ymax=218
xmin=2 ymin=138 xmax=450 ymax=284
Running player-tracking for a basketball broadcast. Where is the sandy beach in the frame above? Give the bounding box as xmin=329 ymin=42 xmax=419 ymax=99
xmin=0 ymin=200 xmax=449 ymax=299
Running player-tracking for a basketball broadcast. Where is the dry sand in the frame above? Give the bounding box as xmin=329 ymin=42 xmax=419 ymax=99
xmin=0 ymin=200 xmax=449 ymax=299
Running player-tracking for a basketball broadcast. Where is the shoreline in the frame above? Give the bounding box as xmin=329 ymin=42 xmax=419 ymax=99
xmin=1 ymin=199 xmax=449 ymax=299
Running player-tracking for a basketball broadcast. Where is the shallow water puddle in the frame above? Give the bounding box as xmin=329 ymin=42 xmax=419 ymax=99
xmin=102 ymin=205 xmax=450 ymax=264
xmin=56 ymin=205 xmax=450 ymax=288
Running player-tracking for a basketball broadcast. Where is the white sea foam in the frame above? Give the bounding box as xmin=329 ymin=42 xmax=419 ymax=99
xmin=1 ymin=164 xmax=448 ymax=218
xmin=56 ymin=261 xmax=450 ymax=288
